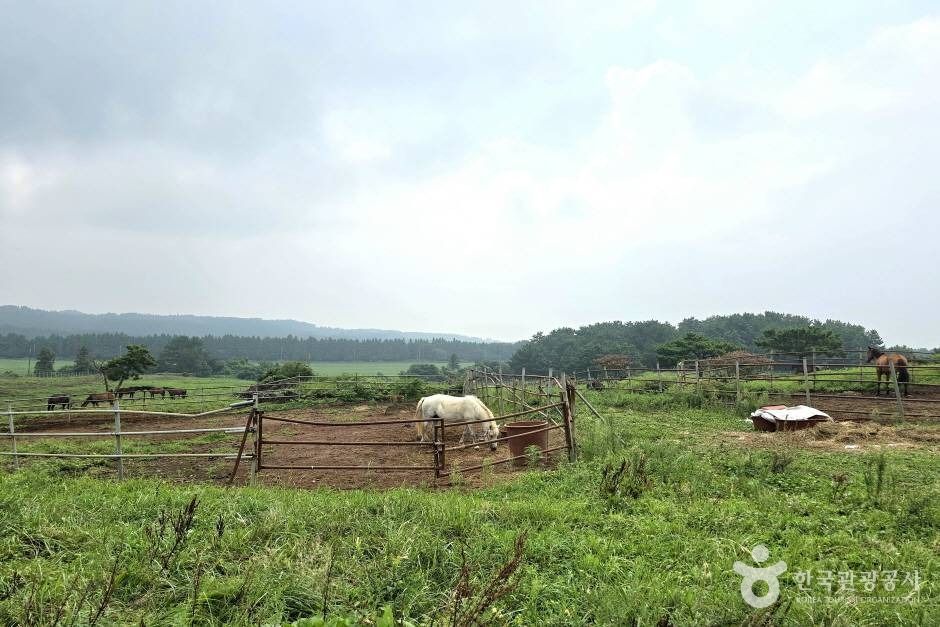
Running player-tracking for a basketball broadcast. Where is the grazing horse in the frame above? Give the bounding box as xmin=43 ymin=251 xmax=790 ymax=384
xmin=81 ymin=392 xmax=115 ymax=407
xmin=116 ymin=386 xmax=139 ymax=399
xmin=414 ymin=394 xmax=500 ymax=450
xmin=47 ymin=394 xmax=70 ymax=410
xmin=166 ymin=388 xmax=187 ymax=399
xmin=867 ymin=346 xmax=910 ymax=396
xmin=148 ymin=387 xmax=166 ymax=399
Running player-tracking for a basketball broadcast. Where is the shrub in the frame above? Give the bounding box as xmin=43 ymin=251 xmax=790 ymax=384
xmin=261 ymin=361 xmax=314 ymax=383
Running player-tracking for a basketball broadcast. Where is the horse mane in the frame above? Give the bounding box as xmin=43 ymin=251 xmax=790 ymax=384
xmin=468 ymin=395 xmax=495 ymax=420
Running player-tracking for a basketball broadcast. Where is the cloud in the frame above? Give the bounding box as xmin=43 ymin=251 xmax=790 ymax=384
xmin=0 ymin=4 xmax=938 ymax=345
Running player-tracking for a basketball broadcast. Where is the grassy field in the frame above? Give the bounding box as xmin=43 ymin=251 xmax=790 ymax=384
xmin=0 ymin=381 xmax=937 ymax=624
xmin=0 ymin=358 xmax=75 ymax=376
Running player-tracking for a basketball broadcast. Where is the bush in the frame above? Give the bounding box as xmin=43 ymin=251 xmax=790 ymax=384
xmin=224 ymin=359 xmax=272 ymax=380
xmin=400 ymin=364 xmax=444 ymax=381
xmin=260 ymin=361 xmax=315 ymax=383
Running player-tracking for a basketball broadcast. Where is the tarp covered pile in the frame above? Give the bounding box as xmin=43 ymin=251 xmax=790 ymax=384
xmin=749 ymin=405 xmax=833 ymax=432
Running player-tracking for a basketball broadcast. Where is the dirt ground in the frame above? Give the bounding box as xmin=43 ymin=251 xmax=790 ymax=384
xmin=12 ymin=403 xmax=568 ymax=489
xmin=722 ymin=415 xmax=940 ymax=454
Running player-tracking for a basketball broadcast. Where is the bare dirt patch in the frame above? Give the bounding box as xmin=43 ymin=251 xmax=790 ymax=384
xmin=722 ymin=419 xmax=940 ymax=453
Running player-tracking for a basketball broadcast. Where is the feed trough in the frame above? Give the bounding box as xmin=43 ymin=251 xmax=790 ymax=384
xmin=505 ymin=420 xmax=550 ymax=466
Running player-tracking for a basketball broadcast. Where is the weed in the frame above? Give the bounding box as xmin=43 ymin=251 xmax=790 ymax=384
xmin=144 ymin=495 xmax=199 ymax=570
xmin=600 ymin=453 xmax=652 ymax=505
xmin=830 ymin=472 xmax=849 ymax=501
xmin=524 ymin=445 xmax=542 ymax=468
xmin=449 ymin=532 xmax=527 ymax=627
xmin=768 ymin=451 xmax=794 ymax=474
xmin=864 ymin=453 xmax=890 ymax=505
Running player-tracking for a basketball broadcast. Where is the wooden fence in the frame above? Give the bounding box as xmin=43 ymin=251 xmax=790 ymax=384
xmin=568 ymin=358 xmax=940 ymax=421
xmin=241 ymin=372 xmax=578 ymax=480
xmin=1 ymin=398 xmax=257 ymax=481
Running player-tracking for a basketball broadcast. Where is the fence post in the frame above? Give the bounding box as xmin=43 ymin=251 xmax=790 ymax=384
xmin=858 ymin=349 xmax=864 ymax=393
xmin=889 ymin=361 xmax=905 ymax=419
xmin=7 ymin=403 xmax=17 ymax=470
xmin=560 ymin=373 xmax=576 ymax=461
xmin=656 ymin=361 xmax=663 ymax=393
xmin=802 ymin=358 xmax=811 ymax=405
xmin=768 ymin=352 xmax=774 ymax=397
xmin=113 ymin=398 xmax=124 ymax=480
xmin=735 ymin=360 xmax=741 ymax=405
xmin=521 ymin=368 xmax=526 ymax=405
xmin=811 ymin=349 xmax=817 ymax=389
xmin=497 ymin=364 xmax=505 ymax=417
xmin=434 ymin=418 xmax=445 ymax=477
xmin=250 ymin=393 xmax=259 ymax=480
xmin=694 ymin=359 xmax=700 ymax=394
xmin=548 ymin=368 xmax=553 ymax=389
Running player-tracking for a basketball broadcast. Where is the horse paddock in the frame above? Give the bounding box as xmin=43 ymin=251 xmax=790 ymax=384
xmin=4 ymin=402 xmax=570 ymax=489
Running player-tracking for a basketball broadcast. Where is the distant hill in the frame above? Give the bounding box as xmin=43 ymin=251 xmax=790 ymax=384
xmin=0 ymin=306 xmax=489 ymax=342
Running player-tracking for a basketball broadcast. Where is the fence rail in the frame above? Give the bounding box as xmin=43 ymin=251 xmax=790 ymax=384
xmin=2 ymin=398 xmax=258 ymax=480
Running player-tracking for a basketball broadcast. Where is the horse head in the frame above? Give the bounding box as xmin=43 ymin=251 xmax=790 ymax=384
xmin=483 ymin=421 xmax=500 ymax=450
xmin=866 ymin=346 xmax=884 ymax=363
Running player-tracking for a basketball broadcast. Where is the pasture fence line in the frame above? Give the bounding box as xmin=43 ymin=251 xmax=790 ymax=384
xmin=0 ymin=398 xmax=258 ymax=481
xmin=0 ymin=372 xmax=465 ymax=413
xmin=565 ymin=355 xmax=940 ymax=422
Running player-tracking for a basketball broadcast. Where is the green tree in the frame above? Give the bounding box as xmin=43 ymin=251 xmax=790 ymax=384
xmin=95 ymin=345 xmax=156 ymax=392
xmin=448 ymin=353 xmax=460 ymax=370
xmin=401 ymin=363 xmax=444 ymax=381
xmin=34 ymin=347 xmax=55 ymax=376
xmin=259 ymin=361 xmax=314 ymax=383
xmin=158 ymin=336 xmax=217 ymax=376
xmin=73 ymin=345 xmax=94 ymax=374
xmin=655 ymin=333 xmax=739 ymax=367
xmin=754 ymin=326 xmax=843 ymax=361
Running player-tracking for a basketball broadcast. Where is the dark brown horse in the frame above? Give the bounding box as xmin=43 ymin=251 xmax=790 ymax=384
xmin=116 ymin=385 xmax=150 ymax=398
xmin=867 ymin=346 xmax=910 ymax=396
xmin=81 ymin=392 xmax=116 ymax=407
xmin=166 ymin=388 xmax=187 ymax=399
xmin=47 ymin=394 xmax=70 ymax=410
xmin=148 ymin=387 xmax=166 ymax=399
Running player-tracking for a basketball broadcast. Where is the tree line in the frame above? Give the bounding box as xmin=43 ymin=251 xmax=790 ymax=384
xmin=0 ymin=332 xmax=520 ymax=364
xmin=508 ymin=311 xmax=893 ymax=372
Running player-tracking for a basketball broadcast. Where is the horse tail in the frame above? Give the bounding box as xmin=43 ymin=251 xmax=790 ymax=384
xmin=414 ymin=397 xmax=427 ymax=441
xmin=896 ymin=359 xmax=910 ymax=383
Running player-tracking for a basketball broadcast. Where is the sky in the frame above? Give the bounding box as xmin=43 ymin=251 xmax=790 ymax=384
xmin=1 ymin=1 xmax=938 ymax=345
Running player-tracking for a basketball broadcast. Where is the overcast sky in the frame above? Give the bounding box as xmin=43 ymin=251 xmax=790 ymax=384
xmin=1 ymin=1 xmax=938 ymax=345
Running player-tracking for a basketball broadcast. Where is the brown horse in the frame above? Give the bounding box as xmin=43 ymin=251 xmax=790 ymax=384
xmin=148 ymin=387 xmax=166 ymax=399
xmin=47 ymin=394 xmax=70 ymax=410
xmin=81 ymin=392 xmax=116 ymax=407
xmin=867 ymin=346 xmax=910 ymax=396
xmin=166 ymin=388 xmax=187 ymax=399
xmin=117 ymin=385 xmax=150 ymax=398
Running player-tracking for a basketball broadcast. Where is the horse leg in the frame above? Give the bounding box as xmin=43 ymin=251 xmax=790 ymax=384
xmin=460 ymin=424 xmax=476 ymax=445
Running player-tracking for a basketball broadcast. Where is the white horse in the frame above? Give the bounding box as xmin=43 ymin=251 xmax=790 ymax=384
xmin=414 ymin=394 xmax=500 ymax=450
